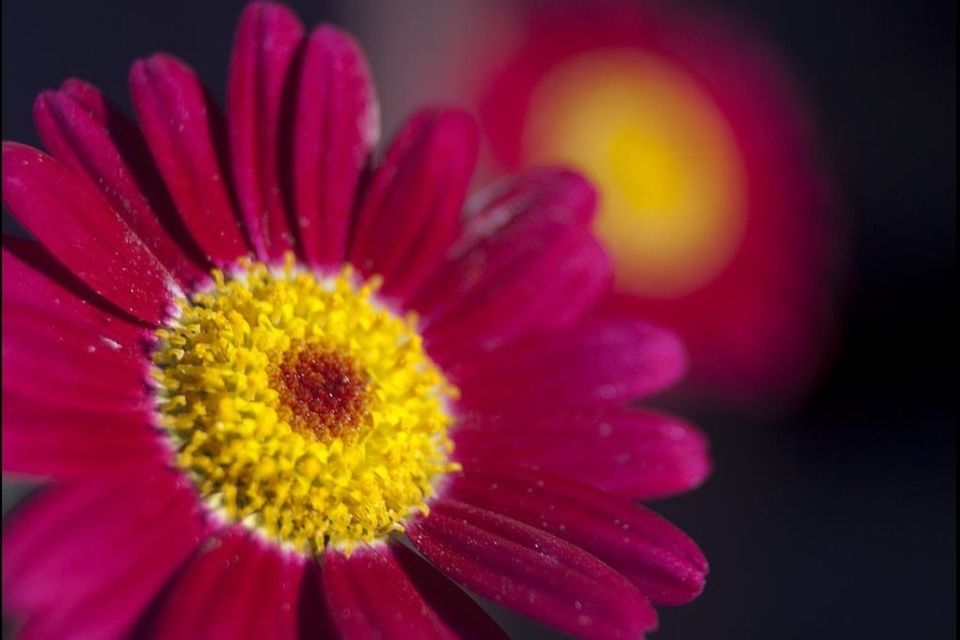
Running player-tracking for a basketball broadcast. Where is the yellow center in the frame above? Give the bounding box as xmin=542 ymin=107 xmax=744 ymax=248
xmin=524 ymin=50 xmax=747 ymax=298
xmin=151 ymin=256 xmax=459 ymax=553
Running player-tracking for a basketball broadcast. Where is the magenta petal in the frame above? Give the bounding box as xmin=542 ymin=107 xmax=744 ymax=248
xmin=454 ymin=407 xmax=711 ymax=499
xmin=390 ymin=544 xmax=509 ymax=639
xmin=295 ymin=561 xmax=340 ymax=637
xmin=3 ymin=476 xmax=206 ymax=639
xmin=3 ymin=237 xmax=145 ymax=347
xmin=349 ymin=109 xmax=478 ymax=302
xmin=445 ymin=466 xmax=709 ymax=606
xmin=141 ymin=530 xmax=302 ymax=640
xmin=3 ymin=240 xmax=153 ymax=417
xmin=2 ymin=143 xmax=175 ymax=324
xmin=293 ymin=25 xmax=378 ymax=269
xmin=455 ymin=316 xmax=687 ymax=415
xmin=2 ymin=393 xmax=165 ymax=479
xmin=227 ymin=1 xmax=304 ymax=262
xmin=429 ymin=229 xmax=613 ymax=366
xmin=413 ymin=169 xmax=600 ymax=361
xmin=324 ymin=546 xmax=462 ymax=639
xmin=34 ymin=84 xmax=207 ymax=289
xmin=4 ymin=306 xmax=149 ymax=409
xmin=130 ymin=53 xmax=250 ymax=267
xmin=407 ymin=499 xmax=657 ymax=640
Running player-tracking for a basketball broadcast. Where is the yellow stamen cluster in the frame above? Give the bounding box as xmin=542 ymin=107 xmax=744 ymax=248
xmin=152 ymin=256 xmax=459 ymax=553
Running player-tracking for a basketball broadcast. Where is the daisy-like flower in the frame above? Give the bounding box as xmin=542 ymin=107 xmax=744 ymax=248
xmin=468 ymin=0 xmax=840 ymax=404
xmin=2 ymin=3 xmax=709 ymax=639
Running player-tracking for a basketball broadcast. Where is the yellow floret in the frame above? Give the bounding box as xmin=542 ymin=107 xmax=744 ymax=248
xmin=152 ymin=255 xmax=459 ymax=554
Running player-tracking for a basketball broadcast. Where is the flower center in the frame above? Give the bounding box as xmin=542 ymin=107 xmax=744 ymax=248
xmin=272 ymin=344 xmax=369 ymax=440
xmin=524 ymin=50 xmax=748 ymax=298
xmin=151 ymin=256 xmax=459 ymax=553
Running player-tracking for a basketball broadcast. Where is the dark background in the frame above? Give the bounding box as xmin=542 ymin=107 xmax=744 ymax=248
xmin=2 ymin=0 xmax=956 ymax=638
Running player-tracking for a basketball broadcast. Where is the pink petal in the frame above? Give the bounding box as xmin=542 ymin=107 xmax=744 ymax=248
xmin=2 ymin=143 xmax=175 ymax=324
xmin=34 ymin=83 xmax=207 ymax=289
xmin=429 ymin=229 xmax=613 ymax=366
xmin=130 ymin=53 xmax=250 ymax=267
xmin=227 ymin=1 xmax=304 ymax=261
xmin=390 ymin=544 xmax=508 ymax=639
xmin=324 ymin=546 xmax=460 ymax=639
xmin=454 ymin=316 xmax=687 ymax=415
xmin=3 ymin=239 xmax=153 ymax=412
xmin=412 ymin=169 xmax=602 ymax=363
xmin=2 ymin=393 xmax=165 ymax=479
xmin=57 ymin=78 xmax=112 ymax=123
xmin=295 ymin=561 xmax=340 ymax=637
xmin=453 ymin=407 xmax=711 ymax=499
xmin=407 ymin=498 xmax=657 ymax=640
xmin=4 ymin=304 xmax=149 ymax=410
xmin=292 ymin=25 xmax=378 ymax=269
xmin=444 ymin=466 xmax=708 ymax=605
xmin=3 ymin=476 xmax=207 ymax=639
xmin=349 ymin=109 xmax=478 ymax=303
xmin=3 ymin=237 xmax=145 ymax=347
xmin=140 ymin=530 xmax=302 ymax=640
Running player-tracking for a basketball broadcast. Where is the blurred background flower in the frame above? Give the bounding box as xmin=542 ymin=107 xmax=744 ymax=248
xmin=2 ymin=0 xmax=955 ymax=639
xmin=464 ymin=0 xmax=842 ymax=407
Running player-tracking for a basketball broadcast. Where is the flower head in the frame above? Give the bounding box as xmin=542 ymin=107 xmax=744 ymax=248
xmin=471 ymin=0 xmax=841 ymax=404
xmin=2 ymin=2 xmax=709 ymax=638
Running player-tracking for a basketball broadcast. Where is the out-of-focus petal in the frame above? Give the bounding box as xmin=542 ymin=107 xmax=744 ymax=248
xmin=2 ymin=396 xmax=166 ymax=479
xmin=2 ymin=477 xmax=207 ymax=639
xmin=138 ymin=530 xmax=303 ymax=640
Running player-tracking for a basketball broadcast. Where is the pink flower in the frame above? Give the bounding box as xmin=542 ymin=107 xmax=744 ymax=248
xmin=470 ymin=0 xmax=842 ymax=405
xmin=2 ymin=3 xmax=709 ymax=638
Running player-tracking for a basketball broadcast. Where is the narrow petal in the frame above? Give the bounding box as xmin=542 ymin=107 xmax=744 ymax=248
xmin=390 ymin=544 xmax=508 ymax=640
xmin=34 ymin=83 xmax=207 ymax=288
xmin=4 ymin=303 xmax=149 ymax=409
xmin=407 ymin=499 xmax=657 ymax=640
xmin=3 ymin=243 xmax=161 ymax=478
xmin=453 ymin=408 xmax=711 ymax=499
xmin=139 ymin=530 xmax=303 ymax=640
xmin=445 ymin=466 xmax=708 ymax=605
xmin=429 ymin=230 xmax=612 ymax=366
xmin=130 ymin=53 xmax=249 ymax=266
xmin=227 ymin=1 xmax=304 ymax=261
xmin=2 ymin=142 xmax=175 ymax=324
xmin=324 ymin=546 xmax=459 ymax=639
xmin=295 ymin=561 xmax=339 ymax=637
xmin=412 ymin=169 xmax=600 ymax=362
xmin=3 ymin=236 xmax=145 ymax=347
xmin=292 ymin=25 xmax=378 ymax=269
xmin=349 ymin=109 xmax=478 ymax=302
xmin=2 ymin=394 xmax=164 ymax=479
xmin=3 ymin=476 xmax=207 ymax=639
xmin=454 ymin=316 xmax=687 ymax=415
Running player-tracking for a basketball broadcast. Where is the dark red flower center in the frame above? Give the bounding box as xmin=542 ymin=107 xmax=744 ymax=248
xmin=273 ymin=345 xmax=369 ymax=440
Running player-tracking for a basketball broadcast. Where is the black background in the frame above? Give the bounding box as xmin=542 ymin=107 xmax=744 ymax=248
xmin=2 ymin=0 xmax=956 ymax=638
